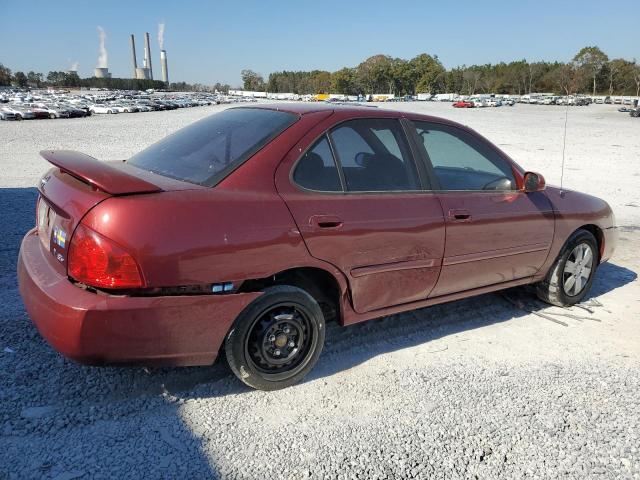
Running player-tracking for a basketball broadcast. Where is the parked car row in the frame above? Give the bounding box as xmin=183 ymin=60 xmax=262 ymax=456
xmin=452 ymin=98 xmax=515 ymax=108
xmin=0 ymin=88 xmax=248 ymax=121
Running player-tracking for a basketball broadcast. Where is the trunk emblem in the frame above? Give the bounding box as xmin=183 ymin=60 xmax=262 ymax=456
xmin=40 ymin=174 xmax=51 ymax=188
xmin=53 ymin=227 xmax=67 ymax=248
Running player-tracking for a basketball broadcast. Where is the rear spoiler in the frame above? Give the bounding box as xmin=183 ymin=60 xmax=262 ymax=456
xmin=40 ymin=150 xmax=162 ymax=195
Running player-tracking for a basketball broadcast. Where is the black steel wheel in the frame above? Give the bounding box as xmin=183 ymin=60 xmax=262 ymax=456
xmin=225 ymin=285 xmax=325 ymax=390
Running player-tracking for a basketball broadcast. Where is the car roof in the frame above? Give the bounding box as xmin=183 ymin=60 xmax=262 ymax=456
xmin=238 ymin=102 xmax=465 ymax=128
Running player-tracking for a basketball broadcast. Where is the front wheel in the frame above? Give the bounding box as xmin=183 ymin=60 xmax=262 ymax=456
xmin=536 ymin=229 xmax=598 ymax=306
xmin=225 ymin=285 xmax=325 ymax=391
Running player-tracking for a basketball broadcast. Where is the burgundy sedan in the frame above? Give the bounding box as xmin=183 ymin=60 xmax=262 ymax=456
xmin=18 ymin=104 xmax=617 ymax=390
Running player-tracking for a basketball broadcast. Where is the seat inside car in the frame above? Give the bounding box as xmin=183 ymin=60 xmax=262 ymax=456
xmin=354 ymin=152 xmax=412 ymax=191
xmin=295 ymin=152 xmax=339 ymax=191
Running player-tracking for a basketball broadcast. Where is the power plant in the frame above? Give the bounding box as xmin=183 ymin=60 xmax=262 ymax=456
xmin=160 ymin=50 xmax=169 ymax=84
xmin=94 ymin=67 xmax=111 ymax=78
xmin=129 ymin=34 xmax=137 ymax=77
xmin=129 ymin=29 xmax=169 ymax=86
xmin=88 ymin=26 xmax=170 ymax=84
xmin=143 ymin=32 xmax=153 ymax=79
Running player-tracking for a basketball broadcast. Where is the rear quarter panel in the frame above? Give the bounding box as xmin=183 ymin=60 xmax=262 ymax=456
xmin=80 ymin=110 xmax=347 ymax=290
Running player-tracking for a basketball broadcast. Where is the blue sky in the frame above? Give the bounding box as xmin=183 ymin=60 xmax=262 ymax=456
xmin=0 ymin=0 xmax=637 ymax=86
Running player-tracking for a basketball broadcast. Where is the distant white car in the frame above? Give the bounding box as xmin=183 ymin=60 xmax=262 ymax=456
xmin=0 ymin=108 xmax=18 ymax=120
xmin=106 ymin=104 xmax=127 ymax=113
xmin=472 ymin=99 xmax=486 ymax=107
xmin=89 ymin=105 xmax=118 ymax=114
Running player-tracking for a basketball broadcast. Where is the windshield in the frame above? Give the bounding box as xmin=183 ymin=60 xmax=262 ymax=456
xmin=128 ymin=107 xmax=297 ymax=186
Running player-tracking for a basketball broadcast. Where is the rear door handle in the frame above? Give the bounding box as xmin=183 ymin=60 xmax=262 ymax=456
xmin=310 ymin=215 xmax=343 ymax=230
xmin=448 ymin=209 xmax=472 ymax=222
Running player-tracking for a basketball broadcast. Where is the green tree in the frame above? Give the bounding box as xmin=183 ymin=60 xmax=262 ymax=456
xmin=462 ymin=67 xmax=482 ymax=95
xmin=573 ymin=46 xmax=609 ymax=96
xmin=410 ymin=54 xmax=445 ymax=94
xmin=27 ymin=71 xmax=41 ymax=87
xmin=632 ymin=63 xmax=640 ymax=98
xmin=241 ymin=69 xmax=265 ymax=91
xmin=605 ymin=59 xmax=632 ymax=95
xmin=0 ymin=63 xmax=13 ymax=86
xmin=330 ymin=67 xmax=357 ymax=95
xmin=13 ymin=71 xmax=28 ymax=87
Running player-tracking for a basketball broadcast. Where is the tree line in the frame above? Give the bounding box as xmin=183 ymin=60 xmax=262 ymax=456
xmin=0 ymin=64 xmax=230 ymax=93
xmin=3 ymin=46 xmax=639 ymax=96
xmin=241 ymin=46 xmax=640 ymax=97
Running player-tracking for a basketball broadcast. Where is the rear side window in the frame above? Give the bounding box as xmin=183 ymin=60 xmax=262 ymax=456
xmin=330 ymin=119 xmax=419 ymax=192
xmin=293 ymin=135 xmax=342 ymax=192
xmin=128 ymin=108 xmax=297 ymax=186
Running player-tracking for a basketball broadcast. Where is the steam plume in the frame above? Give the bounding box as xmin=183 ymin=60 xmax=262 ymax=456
xmin=97 ymin=26 xmax=108 ymax=68
xmin=158 ymin=22 xmax=165 ymax=50
xmin=70 ymin=61 xmax=79 ymax=71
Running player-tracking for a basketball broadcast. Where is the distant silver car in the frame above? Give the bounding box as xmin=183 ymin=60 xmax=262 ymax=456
xmin=41 ymin=104 xmax=71 ymax=119
xmin=0 ymin=108 xmax=18 ymax=120
xmin=3 ymin=105 xmax=36 ymax=120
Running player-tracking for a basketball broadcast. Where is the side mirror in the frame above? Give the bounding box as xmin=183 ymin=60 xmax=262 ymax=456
xmin=523 ymin=171 xmax=546 ymax=193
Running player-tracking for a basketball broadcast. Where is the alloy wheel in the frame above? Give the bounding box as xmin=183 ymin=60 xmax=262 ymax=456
xmin=563 ymin=243 xmax=594 ymax=296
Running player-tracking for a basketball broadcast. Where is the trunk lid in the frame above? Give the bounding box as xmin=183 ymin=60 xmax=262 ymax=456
xmin=36 ymin=150 xmax=193 ymax=273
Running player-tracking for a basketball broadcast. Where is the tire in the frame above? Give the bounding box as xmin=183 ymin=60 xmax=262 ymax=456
xmin=49 ymin=113 xmax=56 ymax=119
xmin=16 ymin=114 xmax=22 ymax=121
xmin=225 ymin=285 xmax=325 ymax=391
xmin=536 ymin=229 xmax=599 ymax=307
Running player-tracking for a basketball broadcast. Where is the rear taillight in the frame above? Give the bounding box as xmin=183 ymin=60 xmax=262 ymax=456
xmin=68 ymin=224 xmax=143 ymax=289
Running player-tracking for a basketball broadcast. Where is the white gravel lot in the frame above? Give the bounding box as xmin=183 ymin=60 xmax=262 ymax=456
xmin=0 ymin=103 xmax=639 ymax=479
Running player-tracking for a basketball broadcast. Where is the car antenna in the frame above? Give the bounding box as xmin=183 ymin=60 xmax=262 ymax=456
xmin=559 ymin=99 xmax=570 ymax=196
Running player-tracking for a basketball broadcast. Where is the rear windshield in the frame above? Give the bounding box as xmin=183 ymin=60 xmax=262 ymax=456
xmin=128 ymin=108 xmax=297 ymax=186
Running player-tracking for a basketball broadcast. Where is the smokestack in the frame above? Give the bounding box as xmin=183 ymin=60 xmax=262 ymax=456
xmin=130 ymin=34 xmax=137 ymax=78
xmin=144 ymin=32 xmax=153 ymax=79
xmin=160 ymin=50 xmax=169 ymax=85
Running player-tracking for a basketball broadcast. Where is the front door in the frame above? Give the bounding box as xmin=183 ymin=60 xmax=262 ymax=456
xmin=409 ymin=120 xmax=555 ymax=297
xmin=276 ymin=117 xmax=445 ymax=313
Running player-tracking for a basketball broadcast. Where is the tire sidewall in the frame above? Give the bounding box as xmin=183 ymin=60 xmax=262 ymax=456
xmin=225 ymin=286 xmax=325 ymax=391
xmin=554 ymin=230 xmax=599 ymax=305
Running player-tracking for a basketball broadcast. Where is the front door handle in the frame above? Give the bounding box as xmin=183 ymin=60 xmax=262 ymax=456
xmin=448 ymin=209 xmax=471 ymax=222
xmin=310 ymin=215 xmax=343 ymax=230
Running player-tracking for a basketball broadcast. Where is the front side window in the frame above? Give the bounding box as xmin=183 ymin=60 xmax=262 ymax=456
xmin=330 ymin=119 xmax=419 ymax=192
xmin=413 ymin=122 xmax=516 ymax=191
xmin=128 ymin=108 xmax=297 ymax=186
xmin=293 ymin=135 xmax=342 ymax=192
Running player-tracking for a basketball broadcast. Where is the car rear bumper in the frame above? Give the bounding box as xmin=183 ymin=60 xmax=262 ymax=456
xmin=18 ymin=230 xmax=261 ymax=366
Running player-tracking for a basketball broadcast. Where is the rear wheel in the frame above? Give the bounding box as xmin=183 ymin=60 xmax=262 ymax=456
xmin=225 ymin=285 xmax=325 ymax=391
xmin=536 ymin=229 xmax=598 ymax=306
xmin=49 ymin=113 xmax=56 ymax=119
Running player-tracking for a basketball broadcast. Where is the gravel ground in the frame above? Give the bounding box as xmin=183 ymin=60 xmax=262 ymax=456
xmin=1 ymin=103 xmax=639 ymax=479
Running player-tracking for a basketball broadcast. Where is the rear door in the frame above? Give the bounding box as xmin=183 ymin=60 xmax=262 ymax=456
xmin=409 ymin=120 xmax=554 ymax=296
xmin=276 ymin=116 xmax=445 ymax=313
